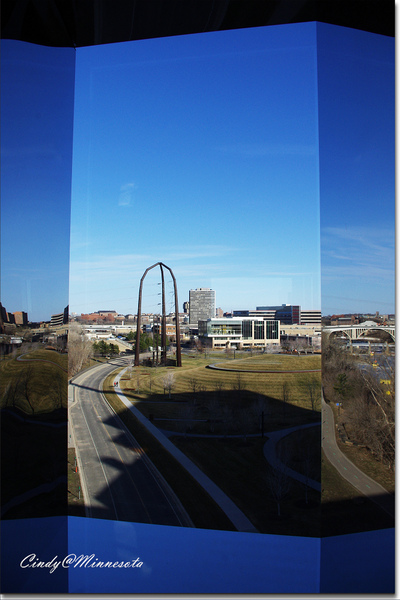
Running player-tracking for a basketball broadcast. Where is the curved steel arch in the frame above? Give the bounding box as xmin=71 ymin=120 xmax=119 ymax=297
xmin=135 ymin=262 xmax=182 ymax=367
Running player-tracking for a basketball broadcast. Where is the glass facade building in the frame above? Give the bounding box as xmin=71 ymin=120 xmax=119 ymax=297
xmin=199 ymin=318 xmax=280 ymax=348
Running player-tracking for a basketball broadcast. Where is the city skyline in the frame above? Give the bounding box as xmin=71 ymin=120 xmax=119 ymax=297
xmin=4 ymin=294 xmax=393 ymax=327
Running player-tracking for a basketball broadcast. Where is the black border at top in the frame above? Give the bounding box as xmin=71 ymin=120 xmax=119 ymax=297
xmin=1 ymin=0 xmax=395 ymax=48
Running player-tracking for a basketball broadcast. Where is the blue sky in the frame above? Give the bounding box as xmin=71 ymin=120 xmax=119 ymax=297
xmin=317 ymin=24 xmax=395 ymax=316
xmin=1 ymin=40 xmax=74 ymax=323
xmin=69 ymin=23 xmax=321 ymax=316
xmin=1 ymin=23 xmax=394 ymax=322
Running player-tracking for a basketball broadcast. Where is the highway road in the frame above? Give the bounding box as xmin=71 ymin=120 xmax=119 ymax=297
xmin=69 ymin=358 xmax=193 ymax=526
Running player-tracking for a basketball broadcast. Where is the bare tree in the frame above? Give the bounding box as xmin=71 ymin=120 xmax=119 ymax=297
xmin=264 ymin=344 xmax=281 ymax=354
xmin=282 ymin=381 xmax=290 ymax=416
xmin=195 ymin=339 xmax=204 ymax=354
xmin=68 ymin=322 xmax=93 ymax=377
xmin=232 ymin=373 xmax=243 ymax=394
xmin=352 ymin=367 xmax=395 ymax=469
xmin=136 ymin=371 xmax=141 ymax=393
xmin=51 ymin=370 xmax=67 ymax=410
xmin=2 ymin=380 xmax=18 ymax=409
xmin=266 ymin=464 xmax=291 ymax=517
xmin=214 ymin=380 xmax=224 ymax=394
xmin=162 ymin=371 xmax=175 ymax=398
xmin=19 ymin=365 xmax=35 ymax=414
xmin=323 ymin=338 xmax=395 ymax=470
xmin=301 ymin=376 xmax=320 ymax=411
xmin=147 ymin=369 xmax=154 ymax=393
xmin=188 ymin=377 xmax=197 ymax=394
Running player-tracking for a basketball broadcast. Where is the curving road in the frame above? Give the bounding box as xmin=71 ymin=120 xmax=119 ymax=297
xmin=69 ymin=358 xmax=193 ymax=526
xmin=322 ymin=395 xmax=394 ymax=517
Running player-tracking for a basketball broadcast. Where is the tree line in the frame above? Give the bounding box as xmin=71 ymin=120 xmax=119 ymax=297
xmin=92 ymin=340 xmax=119 ymax=356
xmin=126 ymin=330 xmax=164 ymax=352
xmin=322 ymin=337 xmax=394 ymax=470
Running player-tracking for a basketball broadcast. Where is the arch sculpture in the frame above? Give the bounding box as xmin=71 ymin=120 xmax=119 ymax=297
xmin=134 ymin=262 xmax=182 ymax=367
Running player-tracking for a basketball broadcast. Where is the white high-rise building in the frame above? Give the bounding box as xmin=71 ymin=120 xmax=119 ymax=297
xmin=189 ymin=288 xmax=216 ymax=327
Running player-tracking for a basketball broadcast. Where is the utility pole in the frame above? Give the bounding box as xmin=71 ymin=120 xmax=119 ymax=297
xmin=160 ymin=264 xmax=167 ymax=366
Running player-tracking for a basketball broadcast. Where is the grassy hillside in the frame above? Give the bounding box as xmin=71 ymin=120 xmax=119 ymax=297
xmin=0 ymin=349 xmax=67 ymax=415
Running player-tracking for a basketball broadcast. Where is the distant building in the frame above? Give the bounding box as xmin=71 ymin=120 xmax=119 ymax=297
xmin=300 ymin=310 xmax=321 ymax=325
xmin=216 ymin=307 xmax=224 ymax=318
xmin=152 ymin=322 xmax=183 ymax=341
xmin=330 ymin=314 xmax=359 ymax=326
xmin=233 ymin=309 xmax=276 ymax=320
xmin=256 ymin=304 xmax=300 ymax=325
xmin=189 ymin=288 xmax=216 ymax=326
xmin=51 ymin=313 xmax=64 ymax=326
xmin=13 ymin=311 xmax=28 ymax=326
xmin=280 ymin=323 xmax=320 ymax=351
xmin=50 ymin=306 xmax=69 ymax=327
xmin=80 ymin=311 xmax=116 ymax=323
xmin=0 ymin=303 xmax=8 ymax=324
xmin=199 ymin=317 xmax=280 ymax=349
xmin=80 ymin=313 xmax=108 ymax=322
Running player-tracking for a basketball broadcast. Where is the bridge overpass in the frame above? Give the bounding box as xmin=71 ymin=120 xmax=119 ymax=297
xmin=324 ymin=322 xmax=395 ymax=342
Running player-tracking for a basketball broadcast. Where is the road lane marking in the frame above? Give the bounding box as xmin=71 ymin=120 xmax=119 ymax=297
xmin=107 ymin=370 xmax=192 ymax=527
xmin=78 ymin=389 xmax=120 ymax=520
xmin=88 ymin=383 xmax=154 ymax=524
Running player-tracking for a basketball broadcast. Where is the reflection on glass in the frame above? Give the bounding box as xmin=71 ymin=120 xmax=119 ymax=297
xmin=1 ymin=40 xmax=75 ymax=520
xmin=69 ymin=23 xmax=321 ymax=535
xmin=318 ymin=24 xmax=395 ymax=536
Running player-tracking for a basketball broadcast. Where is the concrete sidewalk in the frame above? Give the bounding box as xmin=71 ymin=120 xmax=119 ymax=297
xmin=113 ymin=369 xmax=258 ymax=534
xmin=322 ymin=396 xmax=394 ymax=517
xmin=262 ymin=423 xmax=321 ymax=491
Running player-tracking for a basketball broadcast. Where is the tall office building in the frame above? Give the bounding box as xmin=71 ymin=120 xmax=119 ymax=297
xmin=189 ymin=288 xmax=216 ymax=326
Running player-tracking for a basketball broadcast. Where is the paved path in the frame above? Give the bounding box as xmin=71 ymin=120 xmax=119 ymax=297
xmin=69 ymin=360 xmax=193 ymax=527
xmin=16 ymin=352 xmax=68 ymax=371
xmin=263 ymin=423 xmax=321 ymax=491
xmin=156 ymin=422 xmax=322 ymax=491
xmin=113 ymin=367 xmax=258 ymax=533
xmin=207 ymin=363 xmax=320 ymax=374
xmin=322 ymin=395 xmax=394 ymax=517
